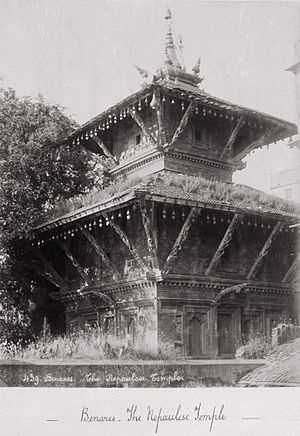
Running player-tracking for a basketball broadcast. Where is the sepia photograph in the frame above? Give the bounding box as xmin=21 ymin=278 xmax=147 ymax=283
xmin=0 ymin=0 xmax=300 ymax=433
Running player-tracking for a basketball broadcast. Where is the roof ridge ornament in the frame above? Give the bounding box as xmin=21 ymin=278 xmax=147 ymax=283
xmin=152 ymin=7 xmax=204 ymax=89
xmin=164 ymin=6 xmax=182 ymax=70
xmin=192 ymin=57 xmax=204 ymax=83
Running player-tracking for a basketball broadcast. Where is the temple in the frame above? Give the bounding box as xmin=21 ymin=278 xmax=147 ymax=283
xmin=23 ymin=9 xmax=299 ymax=358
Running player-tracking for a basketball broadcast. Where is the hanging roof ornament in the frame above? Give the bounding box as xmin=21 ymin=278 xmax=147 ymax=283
xmin=150 ymin=93 xmax=159 ymax=110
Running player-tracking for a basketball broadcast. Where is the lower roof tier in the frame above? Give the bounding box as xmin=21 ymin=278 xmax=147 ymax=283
xmin=35 ymin=173 xmax=300 ymax=233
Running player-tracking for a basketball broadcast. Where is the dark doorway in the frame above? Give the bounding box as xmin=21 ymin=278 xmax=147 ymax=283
xmin=187 ymin=315 xmax=203 ymax=357
xmin=218 ymin=313 xmax=234 ymax=356
xmin=127 ymin=317 xmax=135 ymax=341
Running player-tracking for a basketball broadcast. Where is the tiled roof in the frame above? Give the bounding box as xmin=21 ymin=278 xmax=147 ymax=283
xmin=144 ymin=179 xmax=300 ymax=219
xmin=239 ymin=338 xmax=300 ymax=386
xmin=59 ymin=82 xmax=296 ymax=146
xmin=36 ymin=175 xmax=300 ymax=232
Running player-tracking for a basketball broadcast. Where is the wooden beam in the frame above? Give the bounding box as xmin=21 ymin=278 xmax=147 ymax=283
xmin=220 ymin=117 xmax=244 ymax=158
xmin=92 ymin=135 xmax=118 ymax=164
xmin=31 ymin=246 xmax=68 ymax=291
xmin=247 ymin=221 xmax=284 ymax=280
xmin=21 ymin=261 xmax=62 ymax=289
xmin=163 ymin=207 xmax=200 ymax=274
xmin=170 ymin=101 xmax=195 ymax=147
xmin=55 ymin=240 xmax=91 ymax=285
xmin=215 ymin=283 xmax=248 ymax=305
xmin=77 ymin=225 xmax=122 ymax=280
xmin=128 ymin=108 xmax=156 ymax=145
xmin=102 ymin=211 xmax=152 ymax=274
xmin=205 ymin=213 xmax=243 ymax=276
xmin=282 ymin=254 xmax=300 ymax=284
xmin=234 ymin=127 xmax=279 ymax=161
xmin=153 ymin=87 xmax=167 ymax=147
xmin=139 ymin=196 xmax=159 ymax=271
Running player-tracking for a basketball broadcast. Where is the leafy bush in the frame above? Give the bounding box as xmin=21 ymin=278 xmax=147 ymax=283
xmin=236 ymin=333 xmax=271 ymax=359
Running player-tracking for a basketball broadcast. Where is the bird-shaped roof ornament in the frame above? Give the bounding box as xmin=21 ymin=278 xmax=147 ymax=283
xmin=192 ymin=57 xmax=204 ymax=82
xmin=134 ymin=65 xmax=149 ymax=87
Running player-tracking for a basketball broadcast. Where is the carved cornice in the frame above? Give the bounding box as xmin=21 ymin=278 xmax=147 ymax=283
xmin=109 ymin=150 xmax=164 ymax=178
xmin=165 ymin=151 xmax=239 ymax=171
xmin=58 ymin=279 xmax=157 ymax=303
xmin=158 ymin=278 xmax=290 ymax=295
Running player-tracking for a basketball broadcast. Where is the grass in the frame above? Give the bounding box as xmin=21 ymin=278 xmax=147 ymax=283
xmin=41 ymin=172 xmax=299 ymax=225
xmin=0 ymin=322 xmax=160 ymax=361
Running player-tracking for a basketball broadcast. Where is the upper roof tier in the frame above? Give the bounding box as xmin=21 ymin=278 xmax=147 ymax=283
xmin=56 ymin=8 xmax=297 ymax=182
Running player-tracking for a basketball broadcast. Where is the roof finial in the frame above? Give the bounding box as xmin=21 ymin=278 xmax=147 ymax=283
xmin=164 ymin=6 xmax=182 ymax=70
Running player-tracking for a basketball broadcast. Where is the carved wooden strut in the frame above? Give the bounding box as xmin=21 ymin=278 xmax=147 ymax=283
xmin=234 ymin=127 xmax=280 ymax=161
xmin=92 ymin=135 xmax=118 ymax=164
xmin=282 ymin=253 xmax=300 ymax=284
xmin=205 ymin=213 xmax=243 ymax=276
xmin=128 ymin=108 xmax=157 ymax=145
xmin=55 ymin=239 xmax=91 ymax=285
xmin=31 ymin=246 xmax=69 ymax=292
xmin=220 ymin=116 xmax=244 ymax=158
xmin=170 ymin=101 xmax=195 ymax=147
xmin=77 ymin=225 xmax=122 ymax=280
xmin=163 ymin=207 xmax=200 ymax=274
xmin=102 ymin=211 xmax=152 ymax=274
xmin=247 ymin=221 xmax=284 ymax=280
xmin=21 ymin=260 xmax=63 ymax=290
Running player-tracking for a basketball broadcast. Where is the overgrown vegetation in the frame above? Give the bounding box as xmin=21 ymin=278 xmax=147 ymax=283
xmin=236 ymin=333 xmax=271 ymax=359
xmin=0 ymin=85 xmax=101 ymax=344
xmin=43 ymin=172 xmax=299 ymax=225
xmin=0 ymin=319 xmax=159 ymax=361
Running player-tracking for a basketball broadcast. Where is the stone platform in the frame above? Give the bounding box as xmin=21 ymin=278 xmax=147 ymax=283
xmin=0 ymin=359 xmax=264 ymax=387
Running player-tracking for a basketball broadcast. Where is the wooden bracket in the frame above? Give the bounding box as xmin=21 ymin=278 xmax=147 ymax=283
xmin=128 ymin=108 xmax=157 ymax=145
xmin=234 ymin=127 xmax=279 ymax=161
xmin=102 ymin=211 xmax=152 ymax=274
xmin=220 ymin=117 xmax=244 ymax=158
xmin=77 ymin=224 xmax=122 ymax=280
xmin=92 ymin=135 xmax=118 ymax=164
xmin=170 ymin=101 xmax=195 ymax=147
xmin=247 ymin=221 xmax=284 ymax=280
xmin=31 ymin=246 xmax=69 ymax=291
xmin=21 ymin=260 xmax=62 ymax=290
xmin=205 ymin=213 xmax=243 ymax=276
xmin=139 ymin=196 xmax=160 ymax=271
xmin=282 ymin=253 xmax=300 ymax=284
xmin=55 ymin=240 xmax=91 ymax=285
xmin=215 ymin=283 xmax=248 ymax=305
xmin=163 ymin=207 xmax=200 ymax=274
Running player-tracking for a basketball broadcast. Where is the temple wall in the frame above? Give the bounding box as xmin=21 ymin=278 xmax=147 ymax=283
xmin=154 ymin=203 xmax=295 ymax=283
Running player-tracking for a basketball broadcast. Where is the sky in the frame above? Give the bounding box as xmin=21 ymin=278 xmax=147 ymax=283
xmin=0 ymin=0 xmax=299 ymax=192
